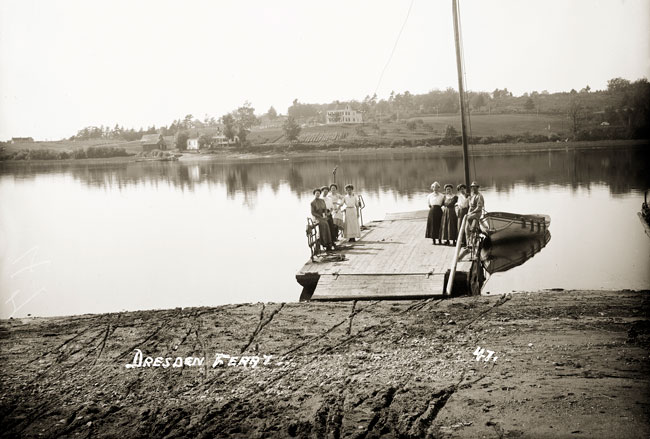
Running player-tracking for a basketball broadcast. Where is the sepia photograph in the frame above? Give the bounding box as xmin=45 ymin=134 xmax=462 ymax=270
xmin=1 ymin=0 xmax=649 ymax=437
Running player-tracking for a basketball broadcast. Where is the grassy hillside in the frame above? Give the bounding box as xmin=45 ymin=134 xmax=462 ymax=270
xmin=0 ymin=112 xmax=638 ymax=161
xmin=247 ymin=113 xmax=576 ymax=147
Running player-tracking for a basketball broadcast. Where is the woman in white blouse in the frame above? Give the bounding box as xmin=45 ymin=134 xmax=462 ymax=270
xmin=425 ymin=182 xmax=445 ymax=245
xmin=342 ymin=184 xmax=361 ymax=242
xmin=456 ymin=184 xmax=469 ymax=246
xmin=328 ymin=183 xmax=344 ymax=241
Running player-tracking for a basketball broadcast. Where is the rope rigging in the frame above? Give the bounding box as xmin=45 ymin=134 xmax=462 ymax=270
xmin=373 ymin=0 xmax=416 ymax=97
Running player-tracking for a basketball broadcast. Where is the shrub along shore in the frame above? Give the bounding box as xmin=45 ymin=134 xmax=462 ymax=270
xmin=0 ymin=145 xmax=132 ymax=161
xmin=0 ymin=138 xmax=647 ymax=164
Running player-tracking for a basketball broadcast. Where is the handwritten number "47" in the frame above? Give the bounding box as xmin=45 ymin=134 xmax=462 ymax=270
xmin=473 ymin=346 xmax=498 ymax=362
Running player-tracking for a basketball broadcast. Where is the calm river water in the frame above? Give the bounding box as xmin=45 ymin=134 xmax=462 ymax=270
xmin=1 ymin=146 xmax=649 ymax=318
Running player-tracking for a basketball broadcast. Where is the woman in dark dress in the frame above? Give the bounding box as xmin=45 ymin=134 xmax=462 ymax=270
xmin=425 ymin=182 xmax=444 ymax=244
xmin=440 ymin=184 xmax=459 ymax=245
xmin=310 ymin=188 xmax=333 ymax=251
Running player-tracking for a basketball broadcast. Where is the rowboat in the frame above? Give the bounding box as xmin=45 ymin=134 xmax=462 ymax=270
xmin=479 ymin=212 xmax=551 ymax=243
xmin=480 ymin=230 xmax=551 ymax=274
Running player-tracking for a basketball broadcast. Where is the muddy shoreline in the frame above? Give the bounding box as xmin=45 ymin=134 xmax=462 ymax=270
xmin=1 ymin=289 xmax=648 ymax=438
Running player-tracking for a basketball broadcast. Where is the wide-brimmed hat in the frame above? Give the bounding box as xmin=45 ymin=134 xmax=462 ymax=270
xmin=470 ymin=181 xmax=480 ymax=187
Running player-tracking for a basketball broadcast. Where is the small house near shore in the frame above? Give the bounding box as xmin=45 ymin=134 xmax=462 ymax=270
xmin=140 ymin=134 xmax=167 ymax=152
xmin=212 ymin=134 xmax=239 ymax=147
xmin=187 ymin=138 xmax=199 ymax=150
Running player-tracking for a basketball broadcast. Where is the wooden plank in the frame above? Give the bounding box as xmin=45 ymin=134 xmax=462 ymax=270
xmin=312 ymin=274 xmax=446 ymax=301
xmin=384 ymin=210 xmax=429 ymax=221
xmin=296 ymin=209 xmax=473 ymax=301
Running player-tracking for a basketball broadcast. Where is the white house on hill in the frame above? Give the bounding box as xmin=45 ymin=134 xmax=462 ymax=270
xmin=326 ymin=105 xmax=362 ymax=124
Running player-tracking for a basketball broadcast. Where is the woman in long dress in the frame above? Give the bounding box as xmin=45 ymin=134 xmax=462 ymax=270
xmin=425 ymin=182 xmax=444 ymax=245
xmin=440 ymin=184 xmax=459 ymax=245
xmin=343 ymin=184 xmax=361 ymax=242
xmin=328 ymin=183 xmax=344 ymax=241
xmin=310 ymin=188 xmax=333 ymax=251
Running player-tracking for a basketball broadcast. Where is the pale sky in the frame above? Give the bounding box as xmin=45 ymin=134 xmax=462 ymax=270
xmin=1 ymin=0 xmax=648 ymax=140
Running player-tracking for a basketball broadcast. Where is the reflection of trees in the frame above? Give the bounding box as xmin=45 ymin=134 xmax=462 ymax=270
xmin=2 ymin=147 xmax=648 ymax=202
xmin=286 ymin=165 xmax=303 ymax=189
xmin=473 ymin=148 xmax=650 ymax=195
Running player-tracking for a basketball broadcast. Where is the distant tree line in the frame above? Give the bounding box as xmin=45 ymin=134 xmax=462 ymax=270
xmin=567 ymin=77 xmax=650 ymax=139
xmin=65 ymin=76 xmax=649 ymax=145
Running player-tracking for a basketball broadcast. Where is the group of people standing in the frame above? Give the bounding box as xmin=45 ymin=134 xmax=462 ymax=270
xmin=426 ymin=181 xmax=484 ymax=247
xmin=310 ymin=184 xmax=362 ymax=252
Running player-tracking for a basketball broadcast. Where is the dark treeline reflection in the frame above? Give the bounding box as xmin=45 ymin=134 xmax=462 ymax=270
xmin=3 ymin=147 xmax=648 ymax=199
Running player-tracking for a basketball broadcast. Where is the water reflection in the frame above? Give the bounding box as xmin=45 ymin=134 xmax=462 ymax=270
xmin=480 ymin=231 xmax=551 ymax=275
xmin=2 ymin=147 xmax=649 ymax=199
xmin=1 ymin=145 xmax=649 ymax=318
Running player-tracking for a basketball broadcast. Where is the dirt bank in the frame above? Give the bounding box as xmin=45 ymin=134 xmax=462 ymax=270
xmin=1 ymin=289 xmax=648 ymax=438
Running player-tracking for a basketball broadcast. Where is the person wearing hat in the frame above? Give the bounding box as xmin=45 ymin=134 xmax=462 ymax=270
xmin=328 ymin=183 xmax=344 ymax=240
xmin=464 ymin=181 xmax=485 ymax=247
xmin=310 ymin=188 xmax=334 ymax=252
xmin=440 ymin=184 xmax=459 ymax=245
xmin=342 ymin=184 xmax=361 ymax=241
xmin=425 ymin=182 xmax=445 ymax=245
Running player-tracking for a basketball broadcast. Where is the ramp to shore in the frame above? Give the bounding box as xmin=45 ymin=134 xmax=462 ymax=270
xmin=296 ymin=210 xmax=473 ymax=300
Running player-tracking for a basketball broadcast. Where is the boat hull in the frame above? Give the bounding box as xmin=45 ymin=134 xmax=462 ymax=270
xmin=479 ymin=212 xmax=550 ymax=243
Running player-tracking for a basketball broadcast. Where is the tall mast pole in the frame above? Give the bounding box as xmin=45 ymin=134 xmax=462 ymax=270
xmin=452 ymin=0 xmax=471 ymax=189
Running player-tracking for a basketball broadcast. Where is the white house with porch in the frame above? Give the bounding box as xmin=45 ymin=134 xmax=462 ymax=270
xmin=326 ymin=105 xmax=363 ymax=124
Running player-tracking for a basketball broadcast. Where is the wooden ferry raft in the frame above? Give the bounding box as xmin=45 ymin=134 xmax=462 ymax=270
xmin=296 ymin=210 xmax=479 ymax=301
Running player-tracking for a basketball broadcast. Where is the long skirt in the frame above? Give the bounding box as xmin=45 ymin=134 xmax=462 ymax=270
xmin=425 ymin=205 xmax=443 ymax=240
xmin=317 ymin=220 xmax=333 ymax=247
xmin=441 ymin=206 xmax=458 ymax=242
xmin=344 ymin=208 xmax=361 ymax=239
xmin=327 ymin=215 xmax=338 ymax=242
xmin=457 ymin=207 xmax=468 ymax=244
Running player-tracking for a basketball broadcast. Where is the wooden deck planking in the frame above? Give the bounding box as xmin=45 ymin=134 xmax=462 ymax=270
xmin=313 ymin=274 xmax=446 ymax=300
xmin=297 ymin=210 xmax=473 ymax=300
xmin=384 ymin=210 xmax=430 ymax=221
